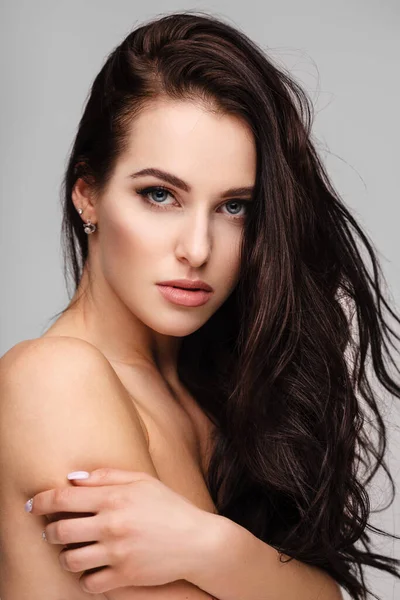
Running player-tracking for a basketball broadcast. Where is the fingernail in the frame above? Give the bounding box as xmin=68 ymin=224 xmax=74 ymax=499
xmin=24 ymin=498 xmax=33 ymax=512
xmin=67 ymin=471 xmax=90 ymax=480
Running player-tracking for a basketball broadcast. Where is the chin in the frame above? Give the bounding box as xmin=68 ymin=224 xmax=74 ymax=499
xmin=148 ymin=313 xmax=211 ymax=337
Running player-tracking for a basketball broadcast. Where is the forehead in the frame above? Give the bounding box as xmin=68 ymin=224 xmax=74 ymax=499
xmin=117 ymin=98 xmax=257 ymax=186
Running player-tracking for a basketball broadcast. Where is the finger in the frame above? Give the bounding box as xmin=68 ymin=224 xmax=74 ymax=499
xmin=68 ymin=467 xmax=155 ymax=486
xmin=58 ymin=542 xmax=109 ymax=574
xmin=80 ymin=565 xmax=131 ymax=594
xmin=45 ymin=514 xmax=101 ymax=545
xmin=30 ymin=486 xmax=104 ymax=516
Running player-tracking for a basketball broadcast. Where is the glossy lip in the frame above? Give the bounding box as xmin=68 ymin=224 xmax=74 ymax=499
xmin=157 ymin=279 xmax=214 ymax=292
xmin=157 ymin=284 xmax=213 ymax=307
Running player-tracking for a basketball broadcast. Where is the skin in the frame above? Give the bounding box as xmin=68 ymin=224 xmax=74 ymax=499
xmin=20 ymin=97 xmax=258 ymax=595
xmin=49 ymin=97 xmax=257 ymax=388
xmin=6 ymin=98 xmax=342 ymax=598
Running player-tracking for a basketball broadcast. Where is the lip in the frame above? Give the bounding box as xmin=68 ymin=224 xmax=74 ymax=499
xmin=156 ymin=283 xmax=213 ymax=307
xmin=157 ymin=279 xmax=214 ymax=292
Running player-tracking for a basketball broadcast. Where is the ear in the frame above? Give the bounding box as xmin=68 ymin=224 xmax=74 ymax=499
xmin=71 ymin=175 xmax=98 ymax=225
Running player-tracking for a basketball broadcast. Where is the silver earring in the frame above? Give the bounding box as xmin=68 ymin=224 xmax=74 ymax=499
xmin=77 ymin=208 xmax=83 ymax=215
xmin=83 ymin=220 xmax=97 ymax=234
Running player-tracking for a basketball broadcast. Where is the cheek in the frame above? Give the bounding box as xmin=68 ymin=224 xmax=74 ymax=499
xmin=100 ymin=211 xmax=165 ymax=269
xmin=216 ymin=228 xmax=242 ymax=286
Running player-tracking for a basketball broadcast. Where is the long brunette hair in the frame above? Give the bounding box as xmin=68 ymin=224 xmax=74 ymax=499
xmin=57 ymin=10 xmax=400 ymax=599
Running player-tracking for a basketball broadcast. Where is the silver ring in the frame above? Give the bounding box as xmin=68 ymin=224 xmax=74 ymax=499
xmin=42 ymin=529 xmax=47 ymax=542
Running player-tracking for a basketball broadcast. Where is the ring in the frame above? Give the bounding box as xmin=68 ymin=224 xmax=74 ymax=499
xmin=42 ymin=529 xmax=47 ymax=542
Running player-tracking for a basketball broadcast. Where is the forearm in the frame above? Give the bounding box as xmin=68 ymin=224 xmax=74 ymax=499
xmin=187 ymin=514 xmax=343 ymax=600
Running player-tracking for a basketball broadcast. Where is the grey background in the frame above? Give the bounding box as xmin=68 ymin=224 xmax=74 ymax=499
xmin=0 ymin=1 xmax=399 ymax=598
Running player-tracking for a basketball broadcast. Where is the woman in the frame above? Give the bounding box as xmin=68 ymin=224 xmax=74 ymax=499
xmin=0 ymin=9 xmax=399 ymax=600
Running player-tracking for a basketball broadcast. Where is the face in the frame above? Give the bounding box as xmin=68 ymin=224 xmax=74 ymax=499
xmin=83 ymin=98 xmax=256 ymax=337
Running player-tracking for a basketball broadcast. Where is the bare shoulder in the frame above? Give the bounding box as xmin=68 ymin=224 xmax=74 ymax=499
xmin=1 ymin=335 xmax=140 ymax=416
xmin=0 ymin=335 xmax=158 ymax=497
xmin=1 ymin=335 xmax=123 ymax=390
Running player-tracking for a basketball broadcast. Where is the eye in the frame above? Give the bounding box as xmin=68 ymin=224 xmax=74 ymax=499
xmin=136 ymin=185 xmax=176 ymax=207
xmin=136 ymin=185 xmax=250 ymax=219
xmin=220 ymin=200 xmax=248 ymax=219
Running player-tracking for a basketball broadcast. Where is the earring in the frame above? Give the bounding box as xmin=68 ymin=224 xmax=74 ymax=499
xmin=77 ymin=208 xmax=83 ymax=215
xmin=83 ymin=220 xmax=97 ymax=234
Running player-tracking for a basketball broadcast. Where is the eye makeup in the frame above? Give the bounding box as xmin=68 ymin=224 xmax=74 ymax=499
xmin=135 ymin=185 xmax=251 ymax=220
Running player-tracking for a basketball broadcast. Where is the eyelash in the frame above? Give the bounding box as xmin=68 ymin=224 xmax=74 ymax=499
xmin=136 ymin=185 xmax=249 ymax=220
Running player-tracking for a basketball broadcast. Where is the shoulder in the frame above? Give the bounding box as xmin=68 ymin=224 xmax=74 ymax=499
xmin=0 ymin=335 xmax=132 ymax=413
xmin=0 ymin=336 xmax=158 ymax=497
xmin=0 ymin=336 xmax=129 ymax=430
xmin=1 ymin=335 xmax=115 ymax=383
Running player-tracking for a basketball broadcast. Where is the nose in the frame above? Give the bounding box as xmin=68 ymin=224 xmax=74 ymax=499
xmin=175 ymin=210 xmax=211 ymax=268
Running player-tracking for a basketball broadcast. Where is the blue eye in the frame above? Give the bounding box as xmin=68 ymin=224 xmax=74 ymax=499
xmin=137 ymin=185 xmax=174 ymax=205
xmin=136 ymin=185 xmax=249 ymax=219
xmin=224 ymin=201 xmax=246 ymax=216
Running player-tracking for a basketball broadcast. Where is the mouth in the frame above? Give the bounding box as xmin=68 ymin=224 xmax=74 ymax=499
xmin=156 ymin=282 xmax=214 ymax=307
xmin=170 ymin=285 xmax=201 ymax=291
xmin=157 ymin=279 xmax=214 ymax=292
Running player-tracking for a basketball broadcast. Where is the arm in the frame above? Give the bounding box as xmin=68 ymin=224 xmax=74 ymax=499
xmin=0 ymin=337 xmax=215 ymax=600
xmin=188 ymin=513 xmax=344 ymax=600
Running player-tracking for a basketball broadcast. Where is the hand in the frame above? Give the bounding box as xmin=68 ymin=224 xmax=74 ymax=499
xmin=27 ymin=468 xmax=219 ymax=594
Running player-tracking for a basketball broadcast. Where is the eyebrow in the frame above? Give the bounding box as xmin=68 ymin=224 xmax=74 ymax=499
xmin=128 ymin=168 xmax=254 ymax=198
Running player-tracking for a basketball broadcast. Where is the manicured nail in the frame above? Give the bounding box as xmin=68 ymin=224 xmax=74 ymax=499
xmin=24 ymin=498 xmax=33 ymax=512
xmin=67 ymin=471 xmax=90 ymax=480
